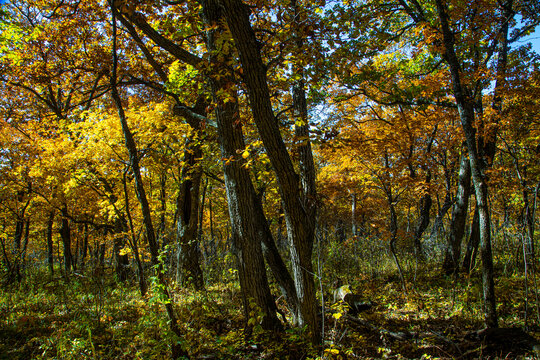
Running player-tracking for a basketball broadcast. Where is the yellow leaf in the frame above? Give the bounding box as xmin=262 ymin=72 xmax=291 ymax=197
xmin=242 ymin=150 xmax=250 ymax=159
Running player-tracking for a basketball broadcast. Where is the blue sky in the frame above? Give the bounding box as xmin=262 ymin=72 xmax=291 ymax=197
xmin=520 ymin=32 xmax=540 ymax=54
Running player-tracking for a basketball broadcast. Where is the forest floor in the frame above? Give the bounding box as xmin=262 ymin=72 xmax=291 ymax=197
xmin=1 ymin=267 xmax=539 ymax=359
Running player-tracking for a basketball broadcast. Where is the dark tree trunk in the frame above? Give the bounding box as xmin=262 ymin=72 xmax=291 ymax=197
xmin=435 ymin=0 xmax=498 ymax=328
xmin=12 ymin=189 xmax=30 ymax=283
xmin=253 ymin=191 xmax=300 ymax=323
xmin=443 ymin=149 xmax=471 ymax=275
xmin=47 ymin=211 xmax=54 ymax=275
xmin=220 ymin=0 xmax=319 ymax=342
xmin=122 ymin=169 xmax=147 ymax=296
xmin=198 ymin=177 xmax=208 ymax=244
xmin=73 ymin=228 xmax=79 ymax=271
xmin=176 ymin=123 xmax=204 ymax=290
xmin=523 ymin=188 xmax=535 ymax=257
xmin=158 ymin=172 xmax=167 ymax=249
xmin=110 ymin=5 xmax=188 ymax=358
xmin=21 ymin=220 xmax=30 ymax=274
xmin=12 ymin=217 xmax=24 ymax=282
xmin=383 ymin=153 xmax=407 ymax=293
xmin=99 ymin=243 xmax=106 ymax=268
xmin=429 ymin=189 xmax=453 ymax=243
xmin=413 ymin=190 xmax=432 ymax=261
xmin=459 ymin=185 xmax=481 ymax=272
xmin=201 ymin=0 xmax=282 ymax=333
xmin=60 ymin=205 xmax=72 ymax=274
xmin=80 ymin=223 xmax=89 ymax=269
xmin=336 ymin=220 xmax=346 ymax=243
xmin=412 ymin=126 xmax=438 ymax=260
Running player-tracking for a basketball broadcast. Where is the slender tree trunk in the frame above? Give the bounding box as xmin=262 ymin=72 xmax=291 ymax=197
xmin=60 ymin=205 xmax=72 ymax=274
xmin=158 ymin=172 xmax=167 ymax=249
xmin=382 ymin=152 xmax=407 ymax=293
xmin=443 ymin=148 xmax=471 ymax=275
xmin=12 ymin=217 xmax=24 ymax=282
xmin=389 ymin=191 xmax=407 ymax=294
xmin=198 ymin=177 xmax=208 ymax=244
xmin=109 ymin=4 xmax=188 ymax=358
xmin=524 ymin=189 xmax=534 ymax=257
xmin=412 ymin=126 xmax=439 ymax=260
xmin=123 ymin=170 xmax=147 ymax=296
xmin=253 ymin=191 xmax=300 ymax=323
xmin=47 ymin=211 xmax=54 ymax=276
xmin=351 ymin=192 xmax=357 ymax=236
xmin=429 ymin=189 xmax=453 ymax=243
xmin=21 ymin=220 xmax=29 ymax=274
xmin=462 ymin=207 xmax=480 ymax=272
xmin=290 ymin=0 xmax=319 ymax=334
xmin=73 ymin=228 xmax=80 ymax=271
xmin=81 ymin=223 xmax=88 ymax=269
xmin=12 ymin=189 xmax=30 ymax=283
xmin=209 ymin=190 xmax=215 ymax=248
xmin=413 ymin=189 xmax=431 ymax=261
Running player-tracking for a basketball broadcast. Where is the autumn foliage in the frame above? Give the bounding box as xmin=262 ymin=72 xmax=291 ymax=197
xmin=0 ymin=0 xmax=539 ymax=358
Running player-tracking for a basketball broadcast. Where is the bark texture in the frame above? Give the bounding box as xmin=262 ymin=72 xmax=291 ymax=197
xmin=434 ymin=0 xmax=497 ymax=327
xmin=220 ymin=0 xmax=319 ymax=343
xmin=443 ymin=149 xmax=471 ymax=275
xmin=202 ymin=0 xmax=282 ymax=333
xmin=60 ymin=205 xmax=72 ymax=274
xmin=176 ymin=122 xmax=204 ymax=290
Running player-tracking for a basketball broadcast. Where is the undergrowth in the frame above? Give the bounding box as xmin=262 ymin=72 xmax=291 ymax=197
xmin=0 ymin=266 xmax=539 ymax=359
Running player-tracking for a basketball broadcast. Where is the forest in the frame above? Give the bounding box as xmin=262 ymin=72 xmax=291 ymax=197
xmin=0 ymin=0 xmax=539 ymax=358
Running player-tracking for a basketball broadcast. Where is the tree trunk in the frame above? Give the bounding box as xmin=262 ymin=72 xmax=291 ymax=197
xmin=12 ymin=189 xmax=30 ymax=283
xmin=47 ymin=211 xmax=54 ymax=275
xmin=176 ymin=124 xmax=204 ymax=290
xmin=201 ymin=0 xmax=282 ymax=333
xmin=443 ymin=148 xmax=471 ymax=275
xmin=80 ymin=223 xmax=89 ymax=269
xmin=21 ymin=220 xmax=30 ymax=275
xmin=253 ymin=190 xmax=300 ymax=323
xmin=429 ymin=189 xmax=453 ymax=243
xmin=198 ymin=177 xmax=208 ymax=244
xmin=413 ymin=190 xmax=431 ymax=261
xmin=435 ymin=0 xmax=497 ymax=327
xmin=220 ymin=0 xmax=319 ymax=342
xmin=462 ymin=207 xmax=480 ymax=272
xmin=73 ymin=228 xmax=79 ymax=271
xmin=122 ymin=169 xmax=147 ymax=295
xmin=60 ymin=205 xmax=72 ymax=274
xmin=110 ymin=5 xmax=188 ymax=358
xmin=351 ymin=192 xmax=357 ymax=236
xmin=12 ymin=217 xmax=24 ymax=282
xmin=158 ymin=172 xmax=167 ymax=249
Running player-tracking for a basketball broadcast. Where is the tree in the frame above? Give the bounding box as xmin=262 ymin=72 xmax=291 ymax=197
xmin=220 ymin=0 xmax=321 ymax=342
